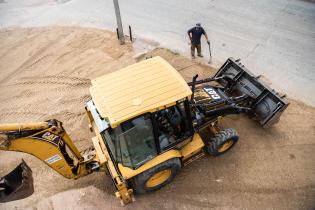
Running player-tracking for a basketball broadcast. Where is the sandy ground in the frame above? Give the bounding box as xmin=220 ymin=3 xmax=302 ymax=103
xmin=0 ymin=27 xmax=314 ymax=210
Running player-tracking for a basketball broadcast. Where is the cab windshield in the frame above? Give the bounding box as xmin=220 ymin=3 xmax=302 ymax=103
xmin=104 ymin=114 xmax=157 ymax=169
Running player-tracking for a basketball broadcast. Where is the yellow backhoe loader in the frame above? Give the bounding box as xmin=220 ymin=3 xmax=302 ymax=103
xmin=0 ymin=56 xmax=288 ymax=205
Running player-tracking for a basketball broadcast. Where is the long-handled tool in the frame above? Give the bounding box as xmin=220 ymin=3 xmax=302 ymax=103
xmin=208 ymin=41 xmax=212 ymax=64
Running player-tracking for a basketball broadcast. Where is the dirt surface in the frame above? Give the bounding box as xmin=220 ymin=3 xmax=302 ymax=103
xmin=0 ymin=27 xmax=314 ymax=210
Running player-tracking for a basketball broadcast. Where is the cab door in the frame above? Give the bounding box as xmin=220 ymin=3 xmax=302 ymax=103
xmin=153 ymin=99 xmax=193 ymax=152
xmin=114 ymin=114 xmax=158 ymax=169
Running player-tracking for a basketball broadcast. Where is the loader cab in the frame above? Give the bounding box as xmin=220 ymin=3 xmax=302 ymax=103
xmin=102 ymin=98 xmax=193 ymax=169
xmin=88 ymin=56 xmax=193 ymax=169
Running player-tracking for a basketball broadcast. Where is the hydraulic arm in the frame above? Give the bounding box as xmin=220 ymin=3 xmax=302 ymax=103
xmin=0 ymin=119 xmax=102 ymax=202
xmin=0 ymin=119 xmax=98 ymax=179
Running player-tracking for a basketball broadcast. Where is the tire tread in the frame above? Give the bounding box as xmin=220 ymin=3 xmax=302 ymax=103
xmin=206 ymin=128 xmax=239 ymax=156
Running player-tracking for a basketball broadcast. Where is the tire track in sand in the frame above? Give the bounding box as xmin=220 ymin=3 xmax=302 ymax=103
xmin=6 ymin=75 xmax=90 ymax=87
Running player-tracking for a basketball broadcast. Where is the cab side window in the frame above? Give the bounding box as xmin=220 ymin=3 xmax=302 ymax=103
xmin=115 ymin=114 xmax=157 ymax=168
xmin=155 ymin=100 xmax=192 ymax=151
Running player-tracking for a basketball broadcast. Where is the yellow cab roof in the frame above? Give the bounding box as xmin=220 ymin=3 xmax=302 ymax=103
xmin=90 ymin=56 xmax=192 ymax=127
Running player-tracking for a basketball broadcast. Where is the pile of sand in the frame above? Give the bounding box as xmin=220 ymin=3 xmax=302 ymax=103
xmin=0 ymin=27 xmax=314 ymax=210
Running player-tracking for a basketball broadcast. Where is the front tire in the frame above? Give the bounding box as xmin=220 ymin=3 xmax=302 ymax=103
xmin=206 ymin=128 xmax=239 ymax=156
xmin=131 ymin=158 xmax=181 ymax=194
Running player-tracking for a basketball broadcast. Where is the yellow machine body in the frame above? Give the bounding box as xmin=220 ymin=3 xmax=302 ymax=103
xmin=1 ymin=56 xmax=283 ymax=205
xmin=0 ymin=57 xmax=207 ymax=205
xmin=86 ymin=111 xmax=206 ymax=205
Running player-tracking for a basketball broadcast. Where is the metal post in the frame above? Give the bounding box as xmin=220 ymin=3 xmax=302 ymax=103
xmin=116 ymin=28 xmax=119 ymax=39
xmin=113 ymin=0 xmax=125 ymax=45
xmin=129 ymin=25 xmax=133 ymax=42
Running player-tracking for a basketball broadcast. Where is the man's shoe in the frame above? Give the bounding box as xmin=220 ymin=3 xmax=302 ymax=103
xmin=192 ymin=56 xmax=195 ymax=59
xmin=197 ymin=54 xmax=203 ymax=57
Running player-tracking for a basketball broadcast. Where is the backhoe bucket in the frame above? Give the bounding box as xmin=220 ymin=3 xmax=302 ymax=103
xmin=0 ymin=160 xmax=34 ymax=202
xmin=214 ymin=58 xmax=289 ymax=128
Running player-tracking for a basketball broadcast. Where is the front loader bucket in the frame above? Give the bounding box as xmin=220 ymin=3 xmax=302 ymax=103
xmin=214 ymin=58 xmax=289 ymax=128
xmin=0 ymin=160 xmax=34 ymax=202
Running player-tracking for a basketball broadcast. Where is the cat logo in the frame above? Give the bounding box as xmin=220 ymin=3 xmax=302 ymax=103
xmin=42 ymin=132 xmax=60 ymax=144
xmin=204 ymin=87 xmax=221 ymax=99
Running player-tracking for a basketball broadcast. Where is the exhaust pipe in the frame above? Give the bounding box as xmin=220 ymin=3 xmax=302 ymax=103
xmin=0 ymin=160 xmax=34 ymax=203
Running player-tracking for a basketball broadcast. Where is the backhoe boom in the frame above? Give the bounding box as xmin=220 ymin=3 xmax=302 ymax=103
xmin=0 ymin=119 xmax=97 ymax=179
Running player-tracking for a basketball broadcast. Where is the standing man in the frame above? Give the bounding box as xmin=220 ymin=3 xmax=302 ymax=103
xmin=187 ymin=23 xmax=210 ymax=59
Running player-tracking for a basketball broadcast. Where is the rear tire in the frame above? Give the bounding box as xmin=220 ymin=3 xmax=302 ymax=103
xmin=131 ymin=158 xmax=181 ymax=194
xmin=206 ymin=128 xmax=239 ymax=156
